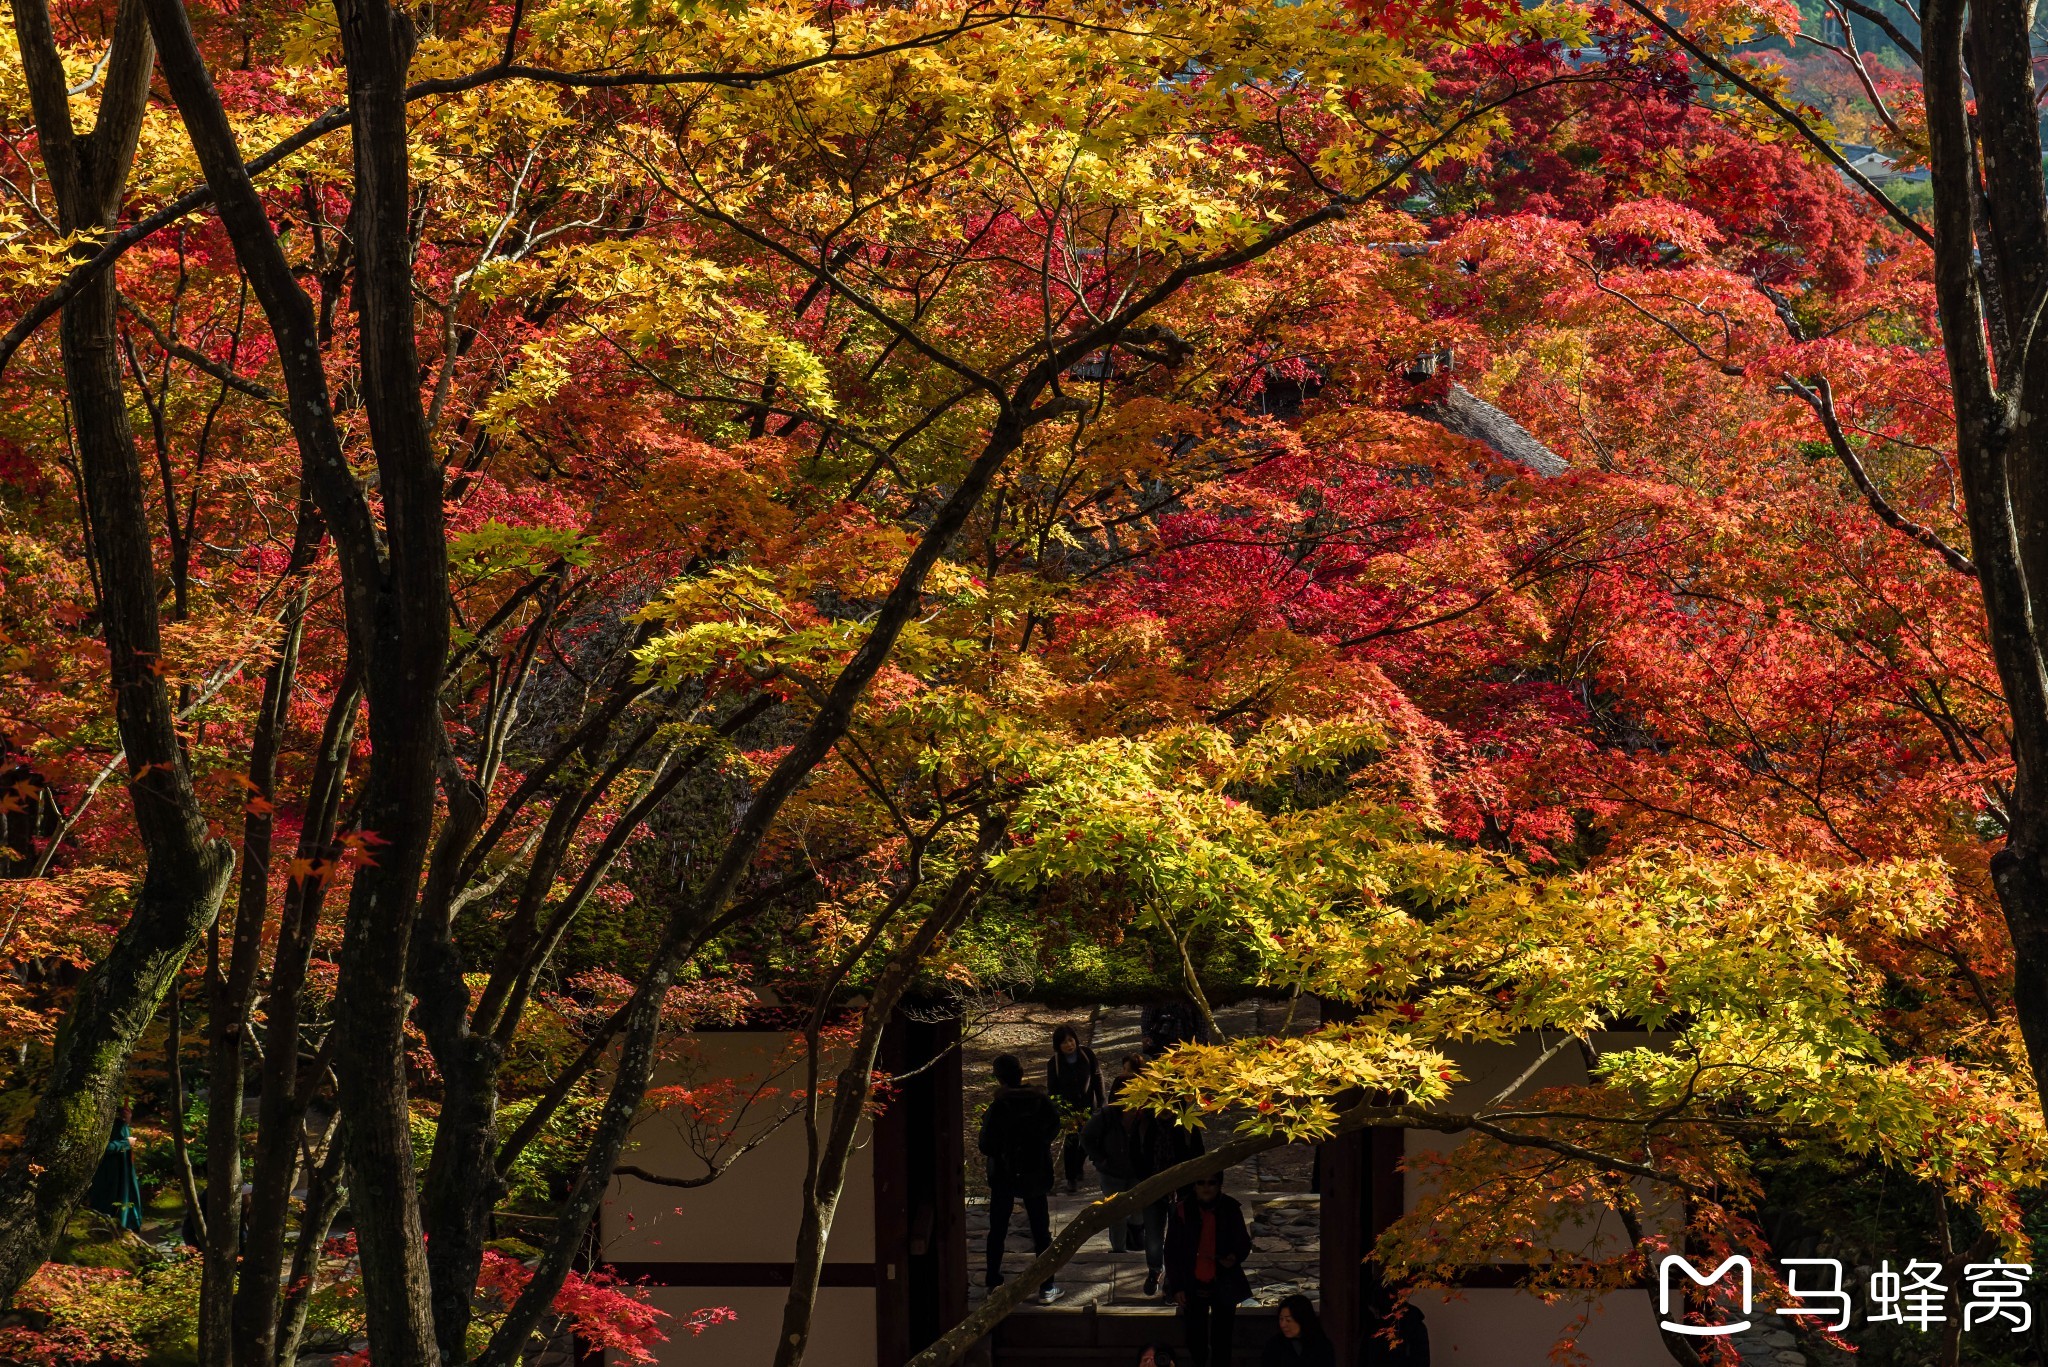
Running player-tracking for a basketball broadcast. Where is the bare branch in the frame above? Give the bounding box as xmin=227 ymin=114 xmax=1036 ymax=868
xmin=1835 ymin=0 xmax=1922 ymax=64
xmin=118 ymin=294 xmax=277 ymax=402
xmin=1782 ymin=372 xmax=1978 ymax=576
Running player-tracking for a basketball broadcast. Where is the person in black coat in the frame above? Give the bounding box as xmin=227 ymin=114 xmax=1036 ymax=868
xmin=1364 ymin=1281 xmax=1430 ymax=1367
xmin=1082 ymin=1059 xmax=1162 ymax=1275
xmin=1145 ymin=1084 xmax=1206 ymax=1296
xmin=1163 ymin=1174 xmax=1253 ymax=1367
xmin=1141 ymin=999 xmax=1209 ymax=1057
xmin=1264 ymin=1294 xmax=1337 ymax=1367
xmin=1085 ymin=1054 xmax=1207 ymax=1294
xmin=1047 ymin=1025 xmax=1106 ymax=1193
xmin=979 ymin=1053 xmax=1065 ymax=1303
xmin=1081 ymin=1075 xmax=1144 ymax=1193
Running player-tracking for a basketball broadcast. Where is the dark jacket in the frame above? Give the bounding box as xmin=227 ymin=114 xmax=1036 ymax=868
xmin=1162 ymin=1191 xmax=1253 ymax=1303
xmin=1082 ymin=1103 xmax=1146 ymax=1181
xmin=1085 ymin=1101 xmax=1203 ymax=1184
xmin=978 ymin=1084 xmax=1063 ymax=1194
xmin=1048 ymin=1047 xmax=1106 ymax=1113
xmin=1363 ymin=1301 xmax=1430 ymax=1367
xmin=1263 ymin=1336 xmax=1338 ymax=1367
xmin=1141 ymin=1001 xmax=1209 ymax=1055
xmin=1150 ymin=1114 xmax=1204 ymax=1177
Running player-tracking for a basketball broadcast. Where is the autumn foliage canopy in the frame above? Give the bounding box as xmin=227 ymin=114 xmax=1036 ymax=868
xmin=0 ymin=0 xmax=2034 ymax=1361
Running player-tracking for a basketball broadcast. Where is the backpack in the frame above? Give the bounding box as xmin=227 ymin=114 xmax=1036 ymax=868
xmin=981 ymin=1088 xmax=1058 ymax=1189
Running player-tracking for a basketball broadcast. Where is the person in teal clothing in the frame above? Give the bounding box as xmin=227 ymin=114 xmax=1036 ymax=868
xmin=85 ymin=1105 xmax=144 ymax=1233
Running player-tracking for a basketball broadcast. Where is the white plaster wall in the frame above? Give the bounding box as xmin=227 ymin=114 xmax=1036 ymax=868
xmin=630 ymin=1285 xmax=878 ymax=1367
xmin=595 ymin=1034 xmax=880 ymax=1364
xmin=598 ymin=1031 xmax=875 ymax=1264
xmin=1409 ymin=1288 xmax=1680 ymax=1366
xmin=1403 ymin=1033 xmax=1678 ymax=1261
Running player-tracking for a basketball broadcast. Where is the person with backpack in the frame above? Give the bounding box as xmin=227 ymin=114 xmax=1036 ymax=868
xmin=1083 ymin=1054 xmax=1164 ymax=1277
xmin=979 ymin=1053 xmax=1066 ymax=1304
xmin=1047 ymin=1024 xmax=1106 ymax=1193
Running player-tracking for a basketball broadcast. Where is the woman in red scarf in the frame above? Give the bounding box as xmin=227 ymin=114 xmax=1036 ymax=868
xmin=1163 ymin=1174 xmax=1253 ymax=1367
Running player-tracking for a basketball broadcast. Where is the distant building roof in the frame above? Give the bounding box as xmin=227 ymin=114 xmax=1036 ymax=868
xmin=1408 ymin=384 xmax=1570 ymax=477
xmin=1839 ymin=147 xmax=1930 ymax=184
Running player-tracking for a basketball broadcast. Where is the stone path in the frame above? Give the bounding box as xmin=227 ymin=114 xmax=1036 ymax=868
xmin=961 ymin=999 xmax=1323 ymax=1310
xmin=1729 ymin=1325 xmax=1809 ymax=1367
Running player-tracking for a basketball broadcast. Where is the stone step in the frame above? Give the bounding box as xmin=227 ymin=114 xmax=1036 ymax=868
xmin=989 ymin=1304 xmax=1281 ymax=1367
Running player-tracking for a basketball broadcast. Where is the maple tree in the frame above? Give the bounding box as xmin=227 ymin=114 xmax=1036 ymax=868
xmin=1600 ymin=0 xmax=2048 ymax=1202
xmin=640 ymin=66 xmax=2040 ymax=1364
xmin=4 ymin=0 xmax=2046 ymax=1363
xmin=0 ymin=0 xmax=1604 ymax=1360
xmin=873 ymin=26 xmax=2043 ymax=1367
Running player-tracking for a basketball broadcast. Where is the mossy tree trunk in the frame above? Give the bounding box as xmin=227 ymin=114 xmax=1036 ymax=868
xmin=0 ymin=0 xmax=236 ymax=1306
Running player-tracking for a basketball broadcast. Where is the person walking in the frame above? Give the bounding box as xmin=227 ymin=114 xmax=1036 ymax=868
xmin=1141 ymin=998 xmax=1209 ymax=1057
xmin=1082 ymin=1056 xmax=1161 ymax=1270
xmin=1163 ymin=1173 xmax=1252 ymax=1367
xmin=1263 ymin=1295 xmax=1337 ymax=1367
xmin=1047 ymin=1024 xmax=1105 ymax=1194
xmin=1364 ymin=1282 xmax=1431 ymax=1366
xmin=979 ymin=1053 xmax=1065 ymax=1304
xmin=1129 ymin=1083 xmax=1205 ymax=1297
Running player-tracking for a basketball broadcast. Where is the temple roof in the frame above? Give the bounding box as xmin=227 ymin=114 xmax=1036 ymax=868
xmin=1409 ymin=382 xmax=1570 ymax=478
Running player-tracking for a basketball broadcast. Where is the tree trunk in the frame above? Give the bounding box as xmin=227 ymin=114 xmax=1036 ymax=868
xmin=167 ymin=985 xmax=205 ymax=1247
xmin=1919 ymin=0 xmax=2048 ymax=1108
xmin=143 ymin=0 xmax=450 ymax=1352
xmin=233 ymin=676 xmax=359 ymax=1367
xmin=274 ymin=1126 xmax=348 ymax=1367
xmin=197 ymin=510 xmax=321 ymax=1367
xmin=413 ymin=767 xmax=499 ymax=1362
xmin=326 ymin=0 xmax=450 ymax=1353
xmin=774 ymin=842 xmax=998 ymax=1367
xmin=0 ymin=0 xmax=239 ymax=1304
xmin=419 ymin=1037 xmax=501 ymax=1359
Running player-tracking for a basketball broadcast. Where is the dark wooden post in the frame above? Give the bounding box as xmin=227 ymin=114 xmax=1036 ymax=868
xmin=1317 ymin=996 xmax=1368 ymax=1366
xmin=877 ymin=1005 xmax=967 ymax=1366
xmin=1319 ymin=1127 xmax=1369 ymax=1366
xmin=877 ymin=1018 xmax=914 ymax=1366
xmin=1324 ymin=1126 xmax=1408 ymax=1367
xmin=1317 ymin=995 xmax=1408 ymax=1367
xmin=1362 ymin=1129 xmax=1406 ymax=1365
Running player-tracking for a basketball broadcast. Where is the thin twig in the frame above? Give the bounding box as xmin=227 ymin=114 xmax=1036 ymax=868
xmin=1782 ymin=372 xmax=1977 ymax=575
